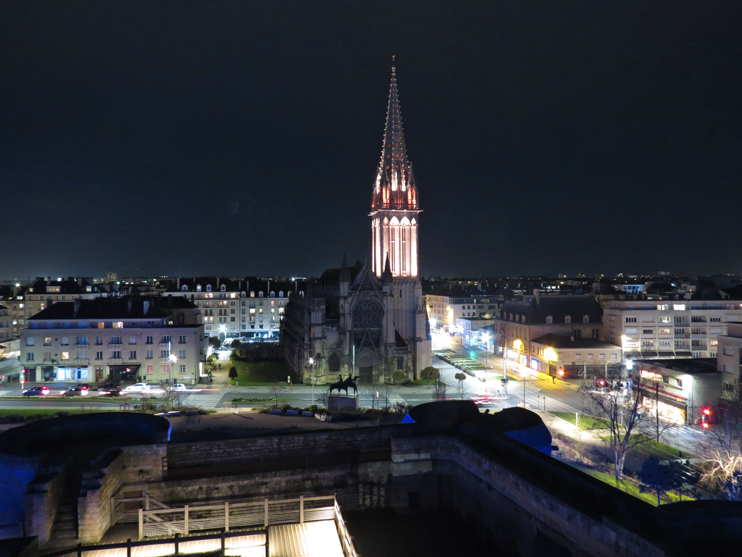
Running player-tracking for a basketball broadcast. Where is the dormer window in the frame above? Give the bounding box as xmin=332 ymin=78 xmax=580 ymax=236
xmin=250 ymin=291 xmax=255 ymax=298
xmin=270 ymin=292 xmax=275 ymax=297
xmin=583 ymin=315 xmax=589 ymax=323
xmin=197 ymin=284 xmax=202 ymax=291
xmin=565 ymin=315 xmax=571 ymax=324
xmin=221 ymin=284 xmax=226 ymax=292
xmin=206 ymin=284 xmax=212 ymax=292
xmin=546 ymin=315 xmax=553 ymax=324
xmin=181 ymin=285 xmax=188 ymax=291
xmin=259 ymin=292 xmax=264 ymax=298
xmin=279 ymin=291 xmax=284 ymax=297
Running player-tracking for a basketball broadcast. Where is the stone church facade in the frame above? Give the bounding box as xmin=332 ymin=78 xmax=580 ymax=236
xmin=282 ymin=66 xmax=432 ymax=384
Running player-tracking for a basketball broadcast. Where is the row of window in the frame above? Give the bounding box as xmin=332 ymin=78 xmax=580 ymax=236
xmin=27 ymin=335 xmax=188 ymax=346
xmin=178 ymin=284 xmax=288 ymax=297
xmin=26 ymin=349 xmax=189 ymax=361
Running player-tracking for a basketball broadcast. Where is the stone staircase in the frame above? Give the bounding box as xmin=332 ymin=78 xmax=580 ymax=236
xmin=46 ymin=475 xmax=81 ymax=549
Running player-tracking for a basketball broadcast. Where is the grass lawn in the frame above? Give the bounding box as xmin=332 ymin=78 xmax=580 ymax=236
xmin=404 ymin=380 xmax=439 ymax=386
xmin=229 ymin=360 xmax=293 ymax=384
xmin=580 ymin=468 xmax=692 ymax=506
xmin=621 ymin=435 xmax=691 ymax=460
xmin=0 ymin=408 xmax=119 ymax=418
xmin=551 ymin=411 xmax=611 ymax=430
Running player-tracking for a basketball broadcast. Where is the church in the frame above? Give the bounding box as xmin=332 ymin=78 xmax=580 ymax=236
xmin=282 ymin=65 xmax=432 ymax=384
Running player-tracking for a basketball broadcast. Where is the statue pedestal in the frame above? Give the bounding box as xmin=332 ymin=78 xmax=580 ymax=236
xmin=328 ymin=396 xmax=358 ymax=413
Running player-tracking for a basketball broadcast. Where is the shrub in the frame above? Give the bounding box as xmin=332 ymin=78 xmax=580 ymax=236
xmin=281 ymin=404 xmax=291 ymax=413
xmin=420 ymin=366 xmax=440 ymax=381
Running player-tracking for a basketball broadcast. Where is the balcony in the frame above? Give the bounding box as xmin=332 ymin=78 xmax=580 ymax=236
xmin=159 ymin=357 xmax=171 ymax=364
xmin=159 ymin=343 xmax=170 ymax=349
xmin=75 ymin=359 xmax=90 ymax=365
xmin=109 ymin=358 xmax=123 ymax=364
xmin=74 ymin=344 xmax=88 ymax=350
xmin=691 ymin=333 xmax=707 ymax=339
xmin=109 ymin=344 xmax=123 ymax=349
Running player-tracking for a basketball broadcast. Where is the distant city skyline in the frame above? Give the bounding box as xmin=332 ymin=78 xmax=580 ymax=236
xmin=2 ymin=1 xmax=741 ymax=279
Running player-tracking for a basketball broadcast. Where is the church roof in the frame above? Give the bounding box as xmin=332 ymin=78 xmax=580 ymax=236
xmin=371 ymin=64 xmax=419 ymax=212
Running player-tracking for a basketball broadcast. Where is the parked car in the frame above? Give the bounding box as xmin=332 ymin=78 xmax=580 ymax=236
xmin=123 ymin=383 xmax=151 ymax=393
xmin=22 ymin=386 xmax=50 ymax=396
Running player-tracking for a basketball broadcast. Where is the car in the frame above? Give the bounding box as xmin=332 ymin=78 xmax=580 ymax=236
xmin=123 ymin=383 xmax=151 ymax=393
xmin=22 ymin=386 xmax=50 ymax=396
xmin=97 ymin=383 xmax=121 ymax=396
xmin=166 ymin=384 xmax=187 ymax=392
xmin=62 ymin=385 xmax=90 ymax=396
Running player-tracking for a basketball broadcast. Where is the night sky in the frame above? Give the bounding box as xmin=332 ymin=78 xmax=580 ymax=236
xmin=2 ymin=1 xmax=741 ymax=279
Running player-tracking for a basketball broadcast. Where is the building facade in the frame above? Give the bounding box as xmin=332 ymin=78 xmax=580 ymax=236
xmin=717 ymin=323 xmax=742 ymax=400
xmin=282 ymin=66 xmax=431 ymax=384
xmin=604 ymin=299 xmax=742 ymax=360
xmin=425 ymin=288 xmax=500 ymax=331
xmin=530 ymin=333 xmax=623 ymax=379
xmin=495 ymin=293 xmax=604 ymax=366
xmin=162 ymin=277 xmax=300 ymax=340
xmin=20 ymin=297 xmax=207 ymax=384
xmin=635 ymin=359 xmax=721 ymax=426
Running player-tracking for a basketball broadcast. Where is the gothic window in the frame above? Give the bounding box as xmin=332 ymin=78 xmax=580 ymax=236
xmin=353 ymin=300 xmax=383 ymax=329
xmin=328 ymin=353 xmax=341 ymax=372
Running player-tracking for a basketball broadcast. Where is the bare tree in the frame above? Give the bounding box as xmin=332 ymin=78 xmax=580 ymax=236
xmin=454 ymin=374 xmax=468 ymax=400
xmin=431 ymin=381 xmax=447 ymax=401
xmin=268 ymin=384 xmax=286 ymax=409
xmin=580 ymin=374 xmax=673 ymax=480
xmin=378 ymin=384 xmax=395 ymax=409
xmin=698 ymin=396 xmax=742 ymax=498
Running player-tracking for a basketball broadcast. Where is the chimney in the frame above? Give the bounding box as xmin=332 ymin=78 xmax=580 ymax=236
xmin=143 ymin=300 xmax=150 ymax=316
xmin=127 ymin=298 xmax=133 ymax=315
xmin=73 ymin=298 xmax=81 ymax=317
xmin=177 ymin=277 xmax=180 ymax=290
xmin=533 ymin=288 xmax=540 ymax=304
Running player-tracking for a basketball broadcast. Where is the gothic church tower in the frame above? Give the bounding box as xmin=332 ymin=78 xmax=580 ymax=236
xmin=370 ymin=65 xmax=420 ymax=278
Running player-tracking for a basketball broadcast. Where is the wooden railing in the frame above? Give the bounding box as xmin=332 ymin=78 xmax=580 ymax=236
xmin=138 ymin=495 xmax=337 ymax=539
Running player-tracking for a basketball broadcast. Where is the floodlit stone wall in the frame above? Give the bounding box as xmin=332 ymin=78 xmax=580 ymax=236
xmin=78 ymin=451 xmax=126 ymax=543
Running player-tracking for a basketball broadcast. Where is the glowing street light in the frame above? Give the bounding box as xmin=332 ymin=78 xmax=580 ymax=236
xmin=308 ymin=357 xmax=315 ymax=405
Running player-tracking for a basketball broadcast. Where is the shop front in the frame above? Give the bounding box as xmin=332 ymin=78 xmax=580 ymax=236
xmin=56 ymin=366 xmax=91 ymax=382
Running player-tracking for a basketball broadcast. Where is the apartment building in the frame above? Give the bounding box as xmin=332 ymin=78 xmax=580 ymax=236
xmin=425 ymin=286 xmax=500 ymax=330
xmin=0 ymin=278 xmax=105 ymax=338
xmin=162 ymin=277 xmax=301 ymax=340
xmin=495 ymin=293 xmax=604 ymax=364
xmin=20 ymin=297 xmax=206 ymax=385
xmin=717 ymin=323 xmax=742 ymax=400
xmin=0 ymin=305 xmax=12 ymax=341
xmin=604 ymin=299 xmax=742 ymax=360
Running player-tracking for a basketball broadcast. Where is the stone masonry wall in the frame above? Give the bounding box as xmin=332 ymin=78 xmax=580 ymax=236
xmin=166 ymin=427 xmax=404 ymax=472
xmin=24 ymin=470 xmax=65 ymax=548
xmin=391 ymin=435 xmax=673 ymax=557
xmin=121 ymin=444 xmax=167 ymax=484
xmin=78 ymin=452 xmax=126 ymax=544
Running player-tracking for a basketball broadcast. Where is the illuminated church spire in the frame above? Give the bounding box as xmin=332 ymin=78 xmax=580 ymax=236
xmin=370 ymin=60 xmax=421 ymax=279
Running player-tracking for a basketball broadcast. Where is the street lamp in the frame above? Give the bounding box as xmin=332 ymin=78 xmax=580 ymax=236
xmin=543 ymin=347 xmax=557 ymax=380
xmin=308 ymin=357 xmax=315 ymax=405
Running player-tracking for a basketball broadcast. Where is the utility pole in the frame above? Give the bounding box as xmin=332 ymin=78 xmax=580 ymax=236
xmin=655 ymin=381 xmax=660 ymax=441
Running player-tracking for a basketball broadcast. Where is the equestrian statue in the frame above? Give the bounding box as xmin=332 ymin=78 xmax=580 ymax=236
xmin=329 ymin=373 xmax=360 ymax=396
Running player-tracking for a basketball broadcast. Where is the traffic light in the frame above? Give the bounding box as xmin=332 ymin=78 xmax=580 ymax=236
xmin=701 ymin=407 xmax=712 ymax=429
